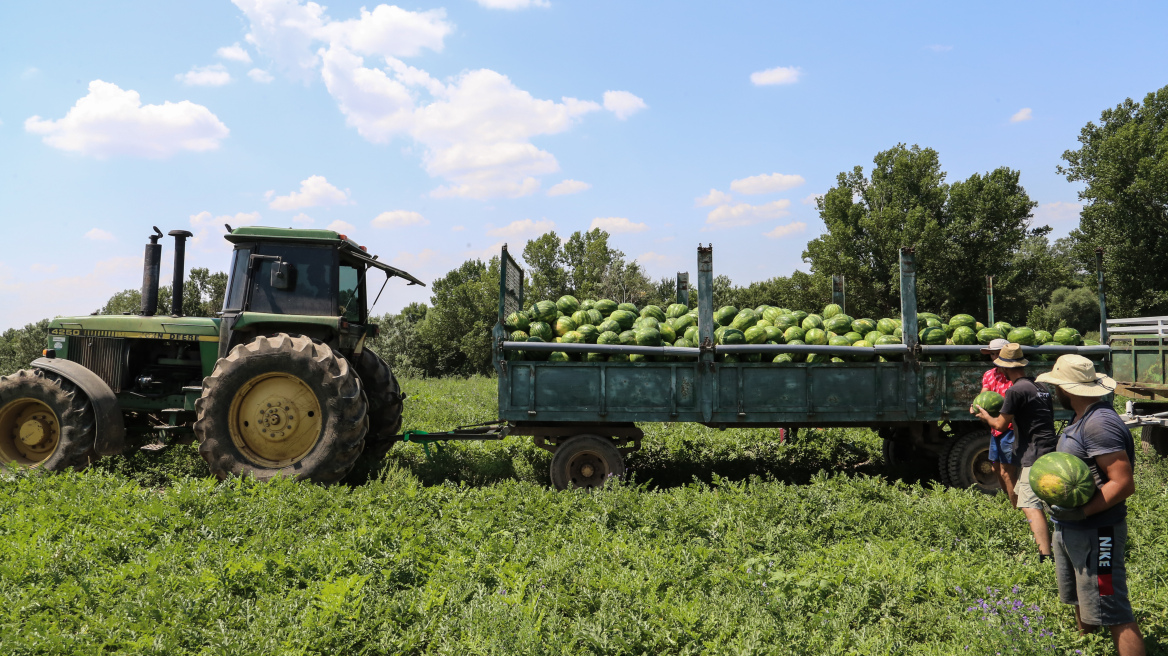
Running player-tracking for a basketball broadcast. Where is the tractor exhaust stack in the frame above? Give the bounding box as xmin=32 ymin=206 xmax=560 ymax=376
xmin=168 ymin=229 xmax=194 ymax=316
xmin=140 ymin=227 xmax=164 ymax=316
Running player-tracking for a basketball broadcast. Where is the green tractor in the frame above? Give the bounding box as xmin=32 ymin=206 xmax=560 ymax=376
xmin=0 ymin=225 xmax=424 ymax=483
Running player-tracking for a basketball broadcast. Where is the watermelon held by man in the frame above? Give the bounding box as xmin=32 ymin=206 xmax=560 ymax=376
xmin=971 ymin=390 xmax=1004 ymax=416
xmin=1029 ymin=452 xmax=1097 ymax=508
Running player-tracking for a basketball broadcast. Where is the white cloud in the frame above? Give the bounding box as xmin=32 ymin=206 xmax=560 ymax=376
xmin=24 ymin=80 xmax=229 ymax=158
xmin=750 ymin=66 xmax=800 ymax=86
xmin=85 ymin=228 xmax=115 ymax=241
xmin=177 ymin=64 xmax=232 ymax=87
xmin=590 ymin=217 xmax=648 ymax=234
xmin=695 ymin=189 xmax=732 ymax=207
xmin=22 ymin=67 xmax=41 ymax=79
xmin=30 ymin=263 xmax=57 ymax=274
xmin=248 ymin=68 xmax=275 ymax=83
xmin=232 ymin=1 xmax=621 ymax=200
xmin=474 ymin=0 xmax=550 ymax=9
xmin=763 ymin=222 xmax=807 ymax=239
xmin=451 ymin=225 xmax=465 ymax=232
xmin=486 ymin=218 xmax=555 ymax=238
xmin=547 ymin=179 xmax=591 ymax=196
xmin=704 ymin=199 xmax=792 ymax=229
xmin=1033 ymin=201 xmax=1081 ymax=223
xmin=291 ymin=213 xmax=314 ymax=225
xmin=189 ymin=210 xmax=262 ymax=248
xmin=1011 ymin=107 xmax=1033 ymax=122
xmin=327 ymin=219 xmax=356 ymax=233
xmin=268 ymin=175 xmax=351 ymax=210
xmin=637 ymin=251 xmax=676 ymax=266
xmin=655 ymin=235 xmax=675 ymax=243
xmin=603 ymin=90 xmax=647 ymax=120
xmin=730 ymin=173 xmax=805 ymax=195
xmin=925 ymin=44 xmax=953 ymax=53
xmin=801 ymin=193 xmax=823 ymax=206
xmin=391 ymin=248 xmax=444 ymax=270
xmin=216 ymin=43 xmax=253 ymax=63
xmin=372 ymin=210 xmax=428 ymax=228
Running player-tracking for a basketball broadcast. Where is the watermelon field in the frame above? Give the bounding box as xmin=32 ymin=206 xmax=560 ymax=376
xmin=2 ymin=376 xmax=1166 ymax=655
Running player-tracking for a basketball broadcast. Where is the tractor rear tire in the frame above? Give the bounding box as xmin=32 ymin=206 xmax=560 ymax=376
xmin=349 ymin=348 xmax=404 ymax=460
xmin=0 ymin=369 xmax=95 ymax=471
xmin=946 ymin=429 xmax=1000 ymax=495
xmin=549 ymin=434 xmax=625 ymax=490
xmin=194 ymin=334 xmax=368 ymax=484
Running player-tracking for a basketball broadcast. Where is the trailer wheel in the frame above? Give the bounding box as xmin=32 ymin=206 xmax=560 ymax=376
xmin=935 ymin=438 xmax=957 ymax=486
xmin=1141 ymin=424 xmax=1168 ymax=457
xmin=194 ymin=334 xmax=368 ymax=484
xmin=348 ymin=348 xmax=404 ymax=460
xmin=549 ymin=434 xmax=625 ymax=490
xmin=0 ymin=369 xmax=95 ymax=471
xmin=946 ymin=429 xmax=999 ymax=495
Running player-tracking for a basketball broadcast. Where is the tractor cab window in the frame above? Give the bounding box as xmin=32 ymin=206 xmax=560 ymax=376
xmin=223 ymin=246 xmax=252 ymax=311
xmin=338 ymin=262 xmax=362 ymax=323
xmin=247 ymin=244 xmax=337 ymax=316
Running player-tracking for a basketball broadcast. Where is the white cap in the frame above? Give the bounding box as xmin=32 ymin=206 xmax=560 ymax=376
xmin=979 ymin=338 xmax=1009 ymax=354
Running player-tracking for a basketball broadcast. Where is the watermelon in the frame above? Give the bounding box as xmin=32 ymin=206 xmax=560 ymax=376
xmin=618 ymin=330 xmax=638 ymax=346
xmin=763 ymin=326 xmax=784 ymax=342
xmin=731 ymin=309 xmax=760 ymax=332
xmin=783 ymin=326 xmax=806 ymax=342
xmin=674 ymin=337 xmax=693 ymax=348
xmin=1029 ymin=452 xmax=1097 ymax=507
xmin=617 ymin=302 xmax=638 ymax=314
xmin=531 ymin=300 xmax=559 ymax=323
xmin=977 ymin=327 xmax=1004 ymax=345
xmin=1007 ymin=327 xmax=1036 ymax=346
xmin=918 ymin=312 xmax=941 ymax=324
xmin=843 ymin=331 xmax=862 ymax=344
xmin=597 ymin=331 xmax=620 ymax=345
xmin=992 ymin=321 xmax=1014 ymax=335
xmin=1034 ymin=330 xmax=1052 ymax=345
xmin=556 ymin=295 xmax=580 ymax=315
xmin=744 ymin=325 xmax=767 ymax=344
xmin=804 ymin=328 xmax=828 ymax=346
xmin=893 ymin=326 xmax=903 ymax=339
xmin=865 ymin=330 xmax=883 ymax=344
xmin=972 ymin=390 xmax=1004 ymax=416
xmin=828 ymin=335 xmax=852 ymax=361
xmin=802 ymin=314 xmax=824 ymax=331
xmin=877 ymin=318 xmax=898 ymax=335
xmin=524 ymin=336 xmax=548 ymax=360
xmin=805 ymin=352 xmax=831 ymax=364
xmin=721 ymin=329 xmax=746 ymax=345
xmin=924 ymin=317 xmax=942 ymax=329
xmin=919 ymin=326 xmax=946 ymax=345
xmin=762 ymin=307 xmax=785 ymax=324
xmin=580 ymin=299 xmax=595 ymax=311
xmin=658 ymin=323 xmax=677 ymax=343
xmin=585 ymin=309 xmax=603 ymax=325
xmin=852 ymin=318 xmax=877 ymax=335
xmin=608 ymin=353 xmax=630 ymax=362
xmin=949 ymin=314 xmax=977 ymax=330
xmin=553 ymin=316 xmax=577 ymax=336
xmin=641 ymin=305 xmax=666 ymax=322
xmin=822 ymin=303 xmax=842 ymax=319
xmin=975 ymin=321 xmax=986 ymax=332
xmin=720 ymin=354 xmax=740 ymax=363
xmin=789 ymin=310 xmax=809 ymax=324
xmin=598 ymin=318 xmax=622 ymax=334
xmin=571 ymin=310 xmax=590 ymax=326
xmin=634 ymin=316 xmax=658 ymax=330
xmin=548 ymin=351 xmax=571 ymax=362
xmin=594 ymin=299 xmax=618 ymax=315
xmin=951 ymin=326 xmax=977 ymax=345
xmin=1053 ymin=327 xmax=1082 ymax=346
xmin=851 ymin=339 xmax=874 ymax=361
xmin=785 ymin=339 xmax=806 ymax=362
xmin=504 ymin=312 xmax=530 ymax=332
xmin=773 ymin=353 xmax=794 ymax=364
xmin=560 ymin=331 xmax=583 ymax=344
xmin=510 ymin=329 xmax=529 ymax=341
xmin=823 ymin=314 xmax=853 ymax=334
xmin=634 ymin=328 xmax=661 ymax=346
xmin=529 ymin=321 xmax=554 ymax=341
xmin=684 ymin=325 xmax=699 ymax=342
xmin=673 ymin=313 xmax=697 ymax=333
xmin=610 ymin=310 xmax=638 ymax=331
xmin=629 ymin=354 xmax=648 ymax=363
xmin=773 ymin=314 xmax=799 ymax=331
xmin=666 ymin=303 xmax=689 ymax=319
xmin=583 ymin=352 xmax=606 ymax=363
xmin=714 ymin=325 xmax=729 ymax=343
xmin=714 ymin=306 xmax=739 ymax=326
xmin=576 ymin=324 xmax=599 ymax=343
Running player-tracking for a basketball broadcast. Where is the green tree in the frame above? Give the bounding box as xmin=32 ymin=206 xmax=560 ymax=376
xmin=804 ymin=144 xmax=1039 ymax=319
xmin=521 ymin=232 xmax=569 ymax=303
xmin=99 ymin=268 xmax=227 ymax=318
xmin=1059 ymin=85 xmax=1168 ymax=317
xmin=0 ymin=320 xmax=50 ymax=376
xmin=415 ymin=259 xmax=499 ymax=376
xmin=522 ymin=228 xmax=642 ymax=304
xmin=367 ymin=302 xmax=432 ymax=379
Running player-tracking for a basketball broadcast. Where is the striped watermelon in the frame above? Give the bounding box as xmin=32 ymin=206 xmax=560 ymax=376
xmin=1029 ymin=452 xmax=1096 ymax=507
xmin=972 ymin=390 xmax=1004 ymax=416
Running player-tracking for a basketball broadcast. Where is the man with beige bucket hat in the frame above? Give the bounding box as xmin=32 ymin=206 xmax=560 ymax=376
xmin=1035 ymin=355 xmax=1145 ymax=654
xmin=972 ymin=343 xmax=1058 ymax=562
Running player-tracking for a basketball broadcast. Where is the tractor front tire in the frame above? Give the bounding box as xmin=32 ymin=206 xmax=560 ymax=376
xmin=349 ymin=348 xmax=404 ymax=460
xmin=194 ymin=334 xmax=368 ymax=484
xmin=0 ymin=369 xmax=95 ymax=471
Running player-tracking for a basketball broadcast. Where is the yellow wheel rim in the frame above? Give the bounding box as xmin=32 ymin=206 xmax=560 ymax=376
xmin=0 ymin=399 xmax=60 ymax=466
xmin=228 ymin=372 xmax=322 ymax=468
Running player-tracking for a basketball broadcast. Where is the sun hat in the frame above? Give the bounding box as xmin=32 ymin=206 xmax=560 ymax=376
xmin=1035 ymin=354 xmax=1116 ymax=398
xmin=992 ymin=343 xmax=1028 ymax=368
xmin=980 ymin=338 xmax=1010 ymax=355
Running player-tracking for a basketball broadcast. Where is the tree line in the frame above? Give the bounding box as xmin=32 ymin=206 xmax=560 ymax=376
xmin=2 ymin=86 xmax=1165 ymax=378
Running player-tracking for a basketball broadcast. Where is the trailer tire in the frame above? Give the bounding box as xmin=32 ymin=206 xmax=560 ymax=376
xmin=195 ymin=334 xmax=368 ymax=484
xmin=0 ymin=369 xmax=96 ymax=471
xmin=946 ymin=429 xmax=999 ymax=495
xmin=349 ymin=348 xmax=404 ymax=460
xmin=935 ymin=438 xmax=957 ymax=486
xmin=549 ymin=434 xmax=625 ymax=490
xmin=1141 ymin=424 xmax=1168 ymax=457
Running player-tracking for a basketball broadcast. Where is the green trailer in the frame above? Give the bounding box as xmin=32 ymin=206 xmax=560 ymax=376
xmin=476 ymin=244 xmax=1112 ymax=491
xmin=1107 ymin=315 xmax=1168 ymax=456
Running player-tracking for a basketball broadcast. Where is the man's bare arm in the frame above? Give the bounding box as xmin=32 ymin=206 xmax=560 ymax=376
xmin=1083 ymin=451 xmax=1135 ymax=517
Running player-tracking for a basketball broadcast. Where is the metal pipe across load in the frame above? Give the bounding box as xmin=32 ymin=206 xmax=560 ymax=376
xmin=918 ymin=345 xmax=1112 ymax=355
xmin=501 ymin=341 xmax=701 ymax=358
xmin=716 ymin=344 xmax=909 ymax=356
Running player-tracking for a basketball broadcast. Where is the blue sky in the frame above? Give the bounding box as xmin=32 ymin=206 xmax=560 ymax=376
xmin=2 ymin=1 xmax=1165 ymax=329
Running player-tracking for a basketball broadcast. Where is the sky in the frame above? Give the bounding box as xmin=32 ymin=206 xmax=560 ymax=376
xmin=1 ymin=1 xmax=1165 ymax=330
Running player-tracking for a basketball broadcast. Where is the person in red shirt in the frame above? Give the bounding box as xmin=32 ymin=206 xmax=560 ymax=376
xmin=980 ymin=338 xmax=1019 ymax=504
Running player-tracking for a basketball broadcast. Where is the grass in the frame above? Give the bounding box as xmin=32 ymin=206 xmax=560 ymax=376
xmin=1 ymin=376 xmax=1165 ymax=655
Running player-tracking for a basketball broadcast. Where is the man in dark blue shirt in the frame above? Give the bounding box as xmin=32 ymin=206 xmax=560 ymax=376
xmin=1035 ymin=355 xmax=1145 ymax=655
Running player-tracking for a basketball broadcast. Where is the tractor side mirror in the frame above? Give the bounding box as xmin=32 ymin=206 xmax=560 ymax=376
xmin=271 ymin=262 xmax=294 ymax=290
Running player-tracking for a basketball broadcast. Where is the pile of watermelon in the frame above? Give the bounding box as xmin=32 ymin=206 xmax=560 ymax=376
xmin=503 ymin=297 xmax=1089 ymax=364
